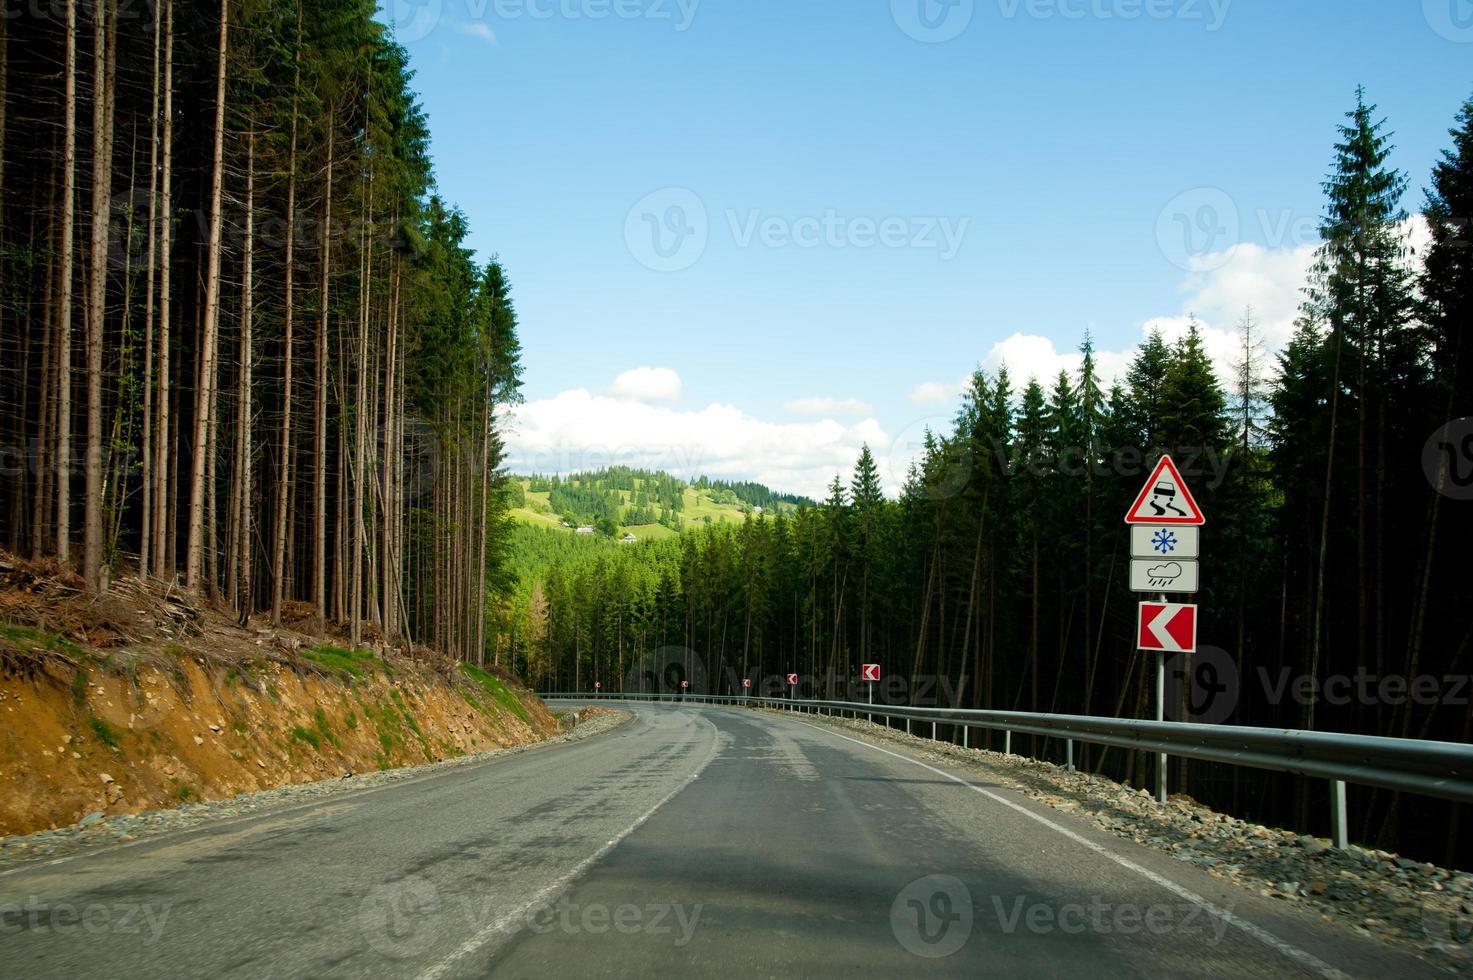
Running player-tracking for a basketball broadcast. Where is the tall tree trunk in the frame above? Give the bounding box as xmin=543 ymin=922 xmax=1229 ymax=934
xmin=270 ymin=7 xmax=301 ymax=627
xmin=1307 ymin=325 xmax=1344 ymax=731
xmin=83 ymin=0 xmax=114 ymax=591
xmin=139 ymin=1 xmax=161 ymax=575
xmin=184 ymin=0 xmax=227 ymax=591
xmin=234 ymin=128 xmax=255 ymax=619
xmin=55 ymin=0 xmax=78 ymax=565
xmin=314 ymin=123 xmax=334 ymax=622
xmin=150 ymin=0 xmax=173 ymax=577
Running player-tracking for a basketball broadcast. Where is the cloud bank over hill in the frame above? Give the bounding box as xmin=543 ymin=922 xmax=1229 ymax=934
xmin=506 ymin=221 xmax=1429 ymax=501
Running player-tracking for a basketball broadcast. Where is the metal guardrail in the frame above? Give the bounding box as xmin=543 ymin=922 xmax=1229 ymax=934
xmin=542 ymin=692 xmax=1473 ymax=849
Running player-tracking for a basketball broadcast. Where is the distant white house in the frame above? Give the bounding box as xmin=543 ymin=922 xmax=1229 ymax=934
xmin=620 ymin=533 xmax=638 ymax=544
xmin=575 ymin=526 xmax=595 ymax=535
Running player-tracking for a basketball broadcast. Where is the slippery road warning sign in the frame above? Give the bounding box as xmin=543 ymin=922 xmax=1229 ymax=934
xmin=1138 ymin=602 xmax=1198 ymax=653
xmin=1125 ymin=456 xmax=1205 ymax=526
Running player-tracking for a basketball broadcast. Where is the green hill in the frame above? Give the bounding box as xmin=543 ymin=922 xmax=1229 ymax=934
xmin=506 ymin=467 xmax=810 ymax=540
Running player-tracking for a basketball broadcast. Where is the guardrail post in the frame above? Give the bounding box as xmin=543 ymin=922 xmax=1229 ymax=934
xmin=905 ymin=718 xmax=911 ymax=736
xmin=1330 ymin=780 xmax=1348 ymax=849
xmin=1003 ymin=730 xmax=1011 ymax=756
xmin=962 ymin=726 xmax=968 ymax=749
xmin=1066 ymin=739 xmax=1074 ymax=774
xmin=931 ymin=721 xmax=937 ymax=741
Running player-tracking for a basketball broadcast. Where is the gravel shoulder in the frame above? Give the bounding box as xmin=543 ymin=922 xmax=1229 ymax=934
xmin=768 ymin=706 xmax=1473 ymax=974
xmin=0 ymin=707 xmax=633 ymax=873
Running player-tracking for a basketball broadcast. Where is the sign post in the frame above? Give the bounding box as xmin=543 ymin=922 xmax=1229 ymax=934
xmin=1126 ymin=455 xmax=1205 ymax=804
xmin=594 ymin=681 xmax=601 ymax=697
xmin=742 ymin=677 xmax=752 ymax=700
xmin=786 ymin=673 xmax=798 ymax=709
xmin=861 ymin=664 xmax=880 ymax=723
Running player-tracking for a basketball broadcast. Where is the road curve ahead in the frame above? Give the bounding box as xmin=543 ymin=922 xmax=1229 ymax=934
xmin=0 ymin=703 xmax=1442 ymax=978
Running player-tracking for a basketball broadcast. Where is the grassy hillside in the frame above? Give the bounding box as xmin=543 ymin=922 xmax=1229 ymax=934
xmin=507 ymin=468 xmax=808 ymax=540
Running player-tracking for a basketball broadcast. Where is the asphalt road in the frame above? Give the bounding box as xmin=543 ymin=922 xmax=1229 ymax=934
xmin=0 ymin=703 xmax=1446 ymax=978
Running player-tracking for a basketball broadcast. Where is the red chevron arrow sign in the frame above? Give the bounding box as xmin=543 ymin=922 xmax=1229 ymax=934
xmin=1137 ymin=602 xmax=1198 ymax=653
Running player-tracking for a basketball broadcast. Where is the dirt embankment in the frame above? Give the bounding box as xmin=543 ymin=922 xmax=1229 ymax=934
xmin=0 ymin=553 xmax=558 ymax=837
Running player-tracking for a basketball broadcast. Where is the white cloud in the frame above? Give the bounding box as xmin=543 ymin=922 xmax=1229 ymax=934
xmin=607 ymin=366 xmax=683 ymax=403
xmin=1175 ymin=241 xmax=1316 ymax=352
xmin=784 ymin=396 xmax=874 ymax=418
xmin=505 ymin=389 xmax=889 ymax=500
xmin=908 ymin=379 xmax=969 ymax=406
xmin=978 ymin=333 xmax=1130 ymax=389
xmin=457 ymin=22 xmax=497 ymax=45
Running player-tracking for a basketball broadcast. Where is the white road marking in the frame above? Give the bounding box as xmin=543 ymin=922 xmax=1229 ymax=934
xmin=415 ymin=712 xmax=722 ymax=980
xmin=808 ymin=722 xmax=1349 ymax=980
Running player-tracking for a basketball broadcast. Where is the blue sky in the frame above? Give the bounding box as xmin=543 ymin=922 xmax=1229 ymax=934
xmin=379 ymin=0 xmax=1473 ymax=497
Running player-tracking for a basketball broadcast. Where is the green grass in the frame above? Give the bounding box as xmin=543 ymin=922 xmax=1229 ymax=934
xmin=461 ymin=664 xmax=532 ymax=725
xmin=0 ymin=623 xmax=84 ymax=655
xmin=1 ymin=623 xmax=87 ymax=693
xmin=89 ymin=716 xmax=121 ymax=749
xmin=289 ymin=725 xmax=321 ymax=750
xmin=508 ymin=479 xmax=773 ymax=538
xmin=312 ymin=706 xmax=341 ymax=749
xmin=364 ymin=704 xmax=404 ymax=759
xmin=300 ymin=645 xmax=378 ymax=679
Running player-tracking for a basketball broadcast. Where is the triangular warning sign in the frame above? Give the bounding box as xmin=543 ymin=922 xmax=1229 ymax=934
xmin=1124 ymin=455 xmax=1205 ymax=526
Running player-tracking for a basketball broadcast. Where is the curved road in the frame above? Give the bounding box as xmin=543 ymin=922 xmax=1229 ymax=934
xmin=0 ymin=703 xmax=1443 ymax=978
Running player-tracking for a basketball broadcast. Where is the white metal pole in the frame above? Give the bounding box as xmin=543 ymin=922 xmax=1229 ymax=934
xmin=1155 ymin=589 xmax=1170 ymax=803
xmin=1156 ymin=650 xmax=1168 ymax=803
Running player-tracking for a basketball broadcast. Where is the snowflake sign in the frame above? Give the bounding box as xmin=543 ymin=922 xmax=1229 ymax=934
xmin=1152 ymin=529 xmax=1178 ymax=555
